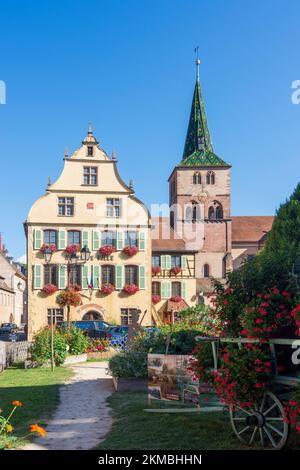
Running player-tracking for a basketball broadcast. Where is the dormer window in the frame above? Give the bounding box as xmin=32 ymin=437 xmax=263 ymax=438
xmin=87 ymin=146 xmax=93 ymax=156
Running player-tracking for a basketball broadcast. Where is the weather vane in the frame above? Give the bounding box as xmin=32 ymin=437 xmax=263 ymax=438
xmin=194 ymin=46 xmax=200 ymax=80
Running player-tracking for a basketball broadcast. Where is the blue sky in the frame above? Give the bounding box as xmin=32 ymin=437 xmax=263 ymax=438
xmin=1 ymin=0 xmax=300 ymax=259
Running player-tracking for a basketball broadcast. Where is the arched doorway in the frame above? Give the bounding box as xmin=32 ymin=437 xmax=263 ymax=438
xmin=82 ymin=311 xmax=104 ymax=321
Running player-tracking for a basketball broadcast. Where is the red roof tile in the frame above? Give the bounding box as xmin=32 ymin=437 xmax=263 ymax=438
xmin=231 ymin=216 xmax=274 ymax=243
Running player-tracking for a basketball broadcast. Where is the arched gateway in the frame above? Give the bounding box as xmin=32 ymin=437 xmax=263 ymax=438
xmin=82 ymin=311 xmax=104 ymax=321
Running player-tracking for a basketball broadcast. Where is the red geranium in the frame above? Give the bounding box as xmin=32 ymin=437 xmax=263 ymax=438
xmin=123 ymin=246 xmax=139 ymax=257
xmin=99 ymin=245 xmax=115 ymax=256
xmin=123 ymin=284 xmax=139 ymax=295
xmin=40 ymin=243 xmax=57 ymax=254
xmin=171 ymin=266 xmax=182 ymax=275
xmin=152 ymin=294 xmax=161 ymax=304
xmin=291 ymin=305 xmax=300 ymax=335
xmin=152 ymin=266 xmax=161 ymax=275
xmin=56 ymin=288 xmax=82 ymax=307
xmin=170 ymin=295 xmax=182 ymax=303
xmin=42 ymin=284 xmax=58 ymax=295
xmin=65 ymin=244 xmax=80 ymax=255
xmin=101 ymin=283 xmax=115 ymax=295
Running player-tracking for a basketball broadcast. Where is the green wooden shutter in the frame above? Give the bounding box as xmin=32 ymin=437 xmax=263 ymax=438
xmin=139 ymin=265 xmax=146 ymax=289
xmin=166 ymin=255 xmax=171 ymax=270
xmin=58 ymin=265 xmax=67 ymax=289
xmin=34 ymin=229 xmax=42 ymax=250
xmin=93 ymin=265 xmax=100 ymax=289
xmin=81 ymin=230 xmax=89 ymax=249
xmin=92 ymin=230 xmax=100 ymax=250
xmin=116 ymin=265 xmax=124 ymax=290
xmin=116 ymin=231 xmax=124 ymax=251
xmin=58 ymin=230 xmax=67 ymax=250
xmin=182 ymin=281 xmax=187 ymax=300
xmin=101 ymin=231 xmax=107 ymax=246
xmin=81 ymin=265 xmax=89 ymax=289
xmin=161 ymin=255 xmax=166 ymax=270
xmin=161 ymin=281 xmax=171 ymax=299
xmin=33 ymin=264 xmax=42 ymax=289
xmin=181 ymin=255 xmax=187 ymax=270
xmin=138 ymin=231 xmax=146 ymax=251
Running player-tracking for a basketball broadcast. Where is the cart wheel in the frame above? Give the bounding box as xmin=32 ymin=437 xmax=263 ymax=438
xmin=230 ymin=391 xmax=289 ymax=449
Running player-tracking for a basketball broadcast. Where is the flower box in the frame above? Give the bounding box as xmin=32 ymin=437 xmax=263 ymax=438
xmin=152 ymin=266 xmax=161 ymax=275
xmin=123 ymin=284 xmax=139 ymax=295
xmin=40 ymin=243 xmax=57 ymax=254
xmin=99 ymin=245 xmax=115 ymax=256
xmin=65 ymin=244 xmax=80 ymax=255
xmin=42 ymin=284 xmax=58 ymax=296
xmin=152 ymin=294 xmax=161 ymax=304
xmin=123 ymin=246 xmax=139 ymax=257
xmin=170 ymin=296 xmax=183 ymax=303
xmin=171 ymin=266 xmax=182 ymax=275
xmin=101 ymin=283 xmax=115 ymax=295
xmin=112 ymin=376 xmax=148 ymax=392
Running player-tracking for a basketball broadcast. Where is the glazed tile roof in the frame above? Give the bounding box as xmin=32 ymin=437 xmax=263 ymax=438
xmin=231 ymin=216 xmax=274 ymax=243
xmin=179 ymin=149 xmax=229 ymax=168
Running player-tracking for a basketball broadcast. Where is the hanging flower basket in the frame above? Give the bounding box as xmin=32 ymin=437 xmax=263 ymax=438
xmin=40 ymin=244 xmax=57 ymax=254
xmin=152 ymin=294 xmax=161 ymax=304
xmin=42 ymin=284 xmax=58 ymax=296
xmin=152 ymin=266 xmax=161 ymax=275
xmin=65 ymin=244 xmax=80 ymax=255
xmin=101 ymin=283 xmax=115 ymax=295
xmin=171 ymin=266 xmax=182 ymax=275
xmin=170 ymin=295 xmax=183 ymax=303
xmin=69 ymin=283 xmax=81 ymax=292
xmin=123 ymin=246 xmax=139 ymax=257
xmin=123 ymin=284 xmax=139 ymax=295
xmin=56 ymin=288 xmax=82 ymax=307
xmin=99 ymin=245 xmax=115 ymax=256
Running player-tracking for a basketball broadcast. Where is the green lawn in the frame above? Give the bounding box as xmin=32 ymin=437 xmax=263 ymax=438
xmin=97 ymin=392 xmax=300 ymax=450
xmin=0 ymin=364 xmax=73 ymax=448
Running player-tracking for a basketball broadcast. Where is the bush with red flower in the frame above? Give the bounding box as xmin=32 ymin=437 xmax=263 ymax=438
xmin=42 ymin=284 xmax=58 ymax=296
xmin=40 ymin=243 xmax=57 ymax=254
xmin=101 ymin=283 xmax=115 ymax=295
xmin=284 ymin=387 xmax=300 ymax=435
xmin=152 ymin=294 xmax=161 ymax=304
xmin=171 ymin=266 xmax=182 ymax=275
xmin=86 ymin=338 xmax=110 ymax=353
xmin=65 ymin=244 xmax=80 ymax=255
xmin=123 ymin=284 xmax=139 ymax=295
xmin=99 ymin=245 xmax=115 ymax=256
xmin=190 ymin=341 xmax=272 ymax=408
xmin=152 ymin=266 xmax=161 ymax=275
xmin=56 ymin=288 xmax=82 ymax=307
xmin=170 ymin=295 xmax=183 ymax=303
xmin=123 ymin=246 xmax=139 ymax=257
xmin=240 ymin=287 xmax=295 ymax=339
xmin=291 ymin=304 xmax=300 ymax=336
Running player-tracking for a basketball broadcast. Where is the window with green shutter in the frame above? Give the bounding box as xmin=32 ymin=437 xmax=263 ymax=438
xmin=161 ymin=281 xmax=171 ymax=299
xmin=139 ymin=266 xmax=146 ymax=289
xmin=115 ymin=265 xmax=124 ymax=290
xmin=182 ymin=281 xmax=187 ymax=300
xmin=33 ymin=265 xmax=42 ymax=289
xmin=92 ymin=265 xmax=100 ymax=289
xmin=161 ymin=255 xmax=166 ymax=270
xmin=81 ymin=265 xmax=89 ymax=289
xmin=58 ymin=230 xmax=67 ymax=250
xmin=181 ymin=255 xmax=187 ymax=270
xmin=165 ymin=255 xmax=171 ymax=270
xmin=116 ymin=231 xmax=124 ymax=251
xmin=58 ymin=265 xmax=67 ymax=289
xmin=33 ymin=229 xmax=42 ymax=250
xmin=138 ymin=231 xmax=146 ymax=251
xmin=92 ymin=230 xmax=100 ymax=250
xmin=81 ymin=230 xmax=89 ymax=249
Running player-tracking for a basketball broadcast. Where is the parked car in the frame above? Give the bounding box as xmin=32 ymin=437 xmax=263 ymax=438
xmin=0 ymin=323 xmax=18 ymax=334
xmin=60 ymin=320 xmax=112 ymax=339
xmin=107 ymin=325 xmax=129 ymax=347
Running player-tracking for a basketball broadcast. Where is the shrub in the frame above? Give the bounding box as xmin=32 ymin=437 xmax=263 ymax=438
xmin=61 ymin=326 xmax=90 ymax=355
xmin=30 ymin=327 xmax=68 ymax=366
xmin=108 ymin=350 xmax=147 ymax=378
xmin=86 ymin=338 xmax=110 ymax=352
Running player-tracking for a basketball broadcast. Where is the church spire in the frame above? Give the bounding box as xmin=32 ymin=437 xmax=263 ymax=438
xmin=182 ymin=57 xmax=213 ymax=160
xmin=179 ymin=58 xmax=229 ymax=168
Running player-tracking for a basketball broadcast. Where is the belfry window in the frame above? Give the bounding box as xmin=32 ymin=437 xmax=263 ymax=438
xmin=193 ymin=172 xmax=201 ymax=184
xmin=206 ymin=171 xmax=215 ymax=185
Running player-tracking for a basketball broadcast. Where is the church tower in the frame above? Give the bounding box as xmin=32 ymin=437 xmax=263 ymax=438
xmin=168 ymin=59 xmax=232 ymax=285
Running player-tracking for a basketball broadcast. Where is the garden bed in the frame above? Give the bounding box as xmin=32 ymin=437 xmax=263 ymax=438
xmin=87 ymin=349 xmax=117 ymax=361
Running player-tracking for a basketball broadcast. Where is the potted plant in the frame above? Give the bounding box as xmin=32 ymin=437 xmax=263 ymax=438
xmin=171 ymin=266 xmax=182 ymax=275
xmin=152 ymin=294 xmax=161 ymax=304
xmin=99 ymin=245 xmax=115 ymax=256
xmin=42 ymin=284 xmax=58 ymax=296
xmin=101 ymin=283 xmax=115 ymax=295
xmin=123 ymin=246 xmax=139 ymax=257
xmin=65 ymin=244 xmax=80 ymax=255
xmin=40 ymin=243 xmax=57 ymax=254
xmin=152 ymin=266 xmax=161 ymax=275
xmin=123 ymin=284 xmax=139 ymax=295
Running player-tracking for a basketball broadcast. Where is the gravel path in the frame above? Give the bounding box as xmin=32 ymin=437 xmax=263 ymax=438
xmin=23 ymin=361 xmax=113 ymax=450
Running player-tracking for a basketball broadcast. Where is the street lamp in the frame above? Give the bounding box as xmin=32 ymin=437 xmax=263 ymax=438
xmin=44 ymin=246 xmax=53 ymax=264
xmin=80 ymin=245 xmax=91 ymax=262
